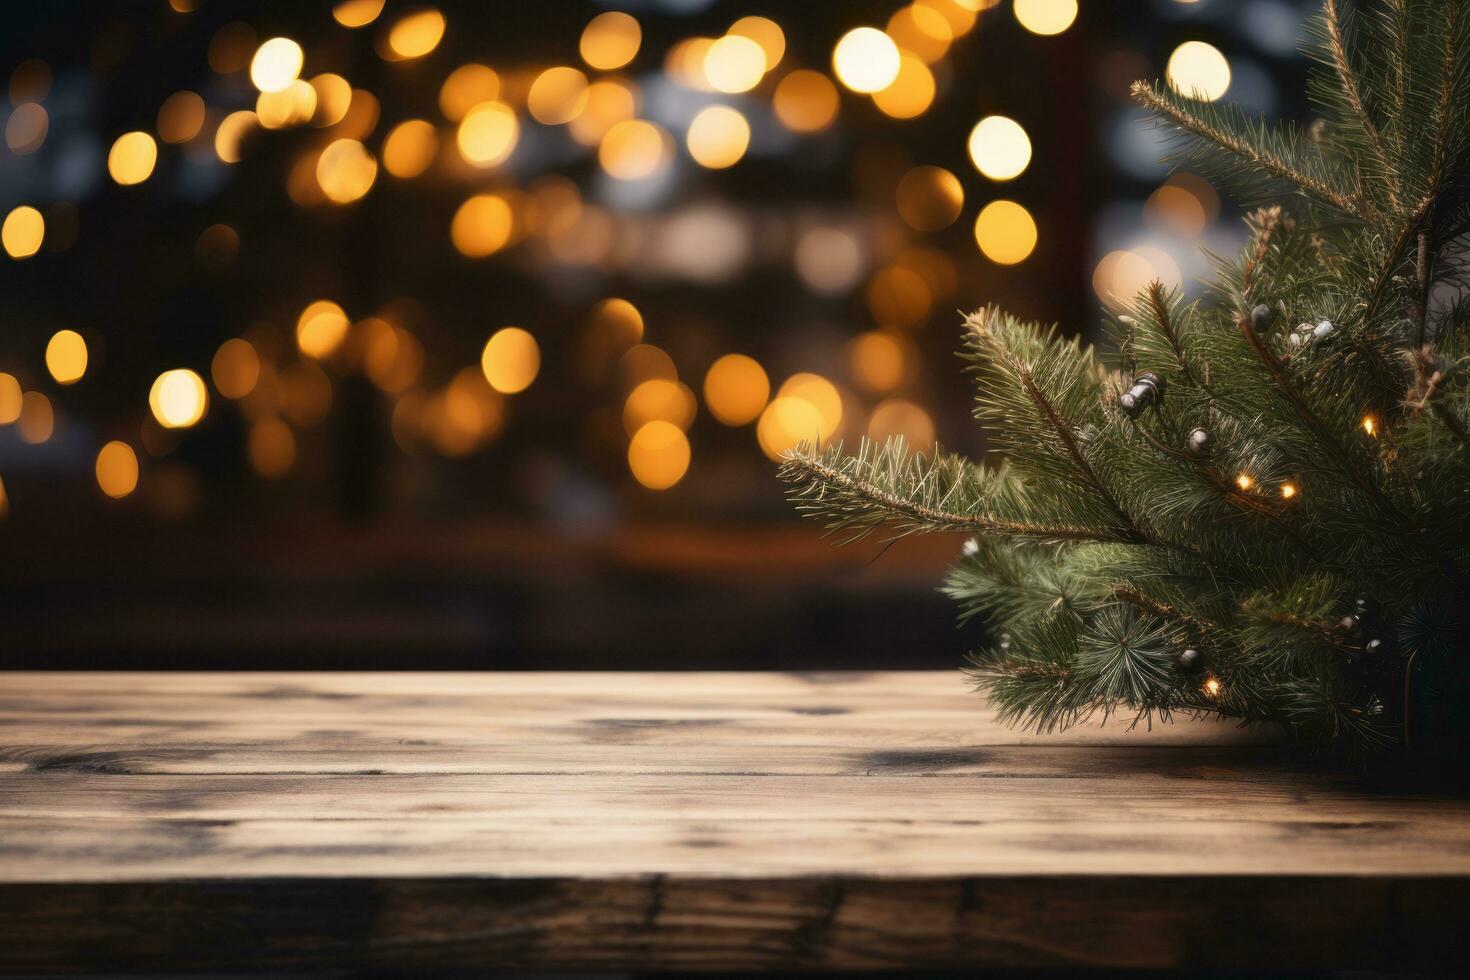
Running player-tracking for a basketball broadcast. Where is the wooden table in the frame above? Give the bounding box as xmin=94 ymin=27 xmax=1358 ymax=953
xmin=2 ymin=671 xmax=1467 ymax=972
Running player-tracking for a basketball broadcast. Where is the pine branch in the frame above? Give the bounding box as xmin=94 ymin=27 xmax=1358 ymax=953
xmin=1324 ymin=0 xmax=1400 ymax=212
xmin=1131 ymin=80 xmax=1366 ymax=217
xmin=779 ymin=441 xmax=1135 ymax=544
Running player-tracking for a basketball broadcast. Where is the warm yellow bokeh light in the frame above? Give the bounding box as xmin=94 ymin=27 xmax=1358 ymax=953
xmin=887 ymin=4 xmax=953 ymax=64
xmin=481 ymin=327 xmax=540 ymax=393
xmin=1166 ymin=40 xmax=1231 ymax=101
xmin=256 ymin=79 xmax=318 ymax=129
xmin=623 ymin=378 xmax=698 ymax=435
xmin=157 ymin=91 xmax=206 ymax=143
xmin=598 ymin=119 xmax=669 ymax=180
xmin=45 ymin=329 xmax=88 ymax=385
xmin=3 ymin=205 xmax=44 ymax=259
xmin=297 ymin=300 xmax=350 ymax=359
xmin=0 ymin=374 xmax=22 ymax=424
xmin=778 ymin=373 xmax=842 ymax=440
xmin=215 ymin=110 xmax=257 ymax=163
xmin=867 ymin=265 xmax=933 ymax=329
xmin=250 ymin=37 xmax=303 ymax=92
xmin=108 ymin=131 xmax=158 ymax=185
xmin=451 ymin=193 xmax=514 ymax=257
xmin=150 ymin=369 xmax=209 ymax=429
xmin=439 ymin=64 xmax=500 ymax=121
xmin=5 ymin=102 xmax=47 ymax=155
xmin=457 ymin=100 xmax=518 ymax=166
xmin=872 ymin=54 xmax=935 ymax=119
xmin=383 ymin=119 xmax=438 ymax=178
xmin=386 ymin=8 xmax=446 ymax=60
xmin=1014 ymin=0 xmax=1078 ymax=35
xmin=95 ymin=441 xmax=140 ymax=499
xmin=528 ymin=67 xmax=590 ymax=125
xmin=580 ymin=11 xmax=642 ymax=70
xmin=896 ymin=165 xmax=964 ymax=231
xmin=249 ymin=418 xmax=297 ymax=477
xmin=773 ymin=70 xmax=840 ymax=133
xmin=832 ymin=27 xmax=900 ymax=94
xmin=299 ymin=80 xmax=337 ymax=126
xmin=968 ymin=115 xmax=1031 ymax=181
xmin=849 ymin=330 xmax=910 ymax=393
xmin=686 ymin=105 xmax=750 ymax=169
xmin=703 ymin=354 xmax=769 ymax=426
xmin=332 ymin=0 xmax=385 ymax=28
xmin=729 ymin=16 xmax=785 ymax=71
xmin=757 ymin=396 xmax=825 ymax=460
xmin=868 ymin=397 xmax=935 ymax=450
xmin=704 ymin=34 xmax=766 ymax=94
xmin=17 ymin=391 xmax=54 ymax=445
xmin=627 ymin=420 xmax=691 ymax=490
xmin=568 ymin=79 xmax=639 ymax=145
xmin=316 ymin=138 xmax=378 ymax=203
xmin=211 ymin=338 xmax=260 ymax=399
xmin=974 ymin=200 xmax=1038 ymax=264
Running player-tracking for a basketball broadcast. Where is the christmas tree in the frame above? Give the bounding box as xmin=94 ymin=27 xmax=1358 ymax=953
xmin=781 ymin=0 xmax=1470 ymax=757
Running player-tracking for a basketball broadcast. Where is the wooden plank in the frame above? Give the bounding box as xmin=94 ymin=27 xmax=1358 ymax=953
xmin=1 ymin=671 xmax=1468 ymax=971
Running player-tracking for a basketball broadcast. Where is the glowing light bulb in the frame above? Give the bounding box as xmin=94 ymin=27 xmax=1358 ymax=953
xmin=1235 ymin=473 xmax=1253 ymax=490
xmin=832 ymin=27 xmax=900 ymax=94
xmin=149 ymin=369 xmax=209 ymax=429
xmin=250 ymin=37 xmax=303 ymax=93
xmin=1361 ymin=415 xmax=1378 ymax=437
xmin=1203 ymin=676 xmax=1223 ymax=697
xmin=1280 ymin=482 xmax=1297 ymax=499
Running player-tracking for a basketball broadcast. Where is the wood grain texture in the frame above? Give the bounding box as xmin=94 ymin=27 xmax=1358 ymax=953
xmin=1 ymin=670 xmax=1468 ymax=971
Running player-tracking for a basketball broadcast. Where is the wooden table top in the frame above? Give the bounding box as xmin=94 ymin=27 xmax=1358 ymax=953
xmin=2 ymin=670 xmax=1468 ymax=972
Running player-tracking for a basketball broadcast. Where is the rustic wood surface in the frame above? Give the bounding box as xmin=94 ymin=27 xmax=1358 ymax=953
xmin=2 ymin=670 xmax=1468 ymax=972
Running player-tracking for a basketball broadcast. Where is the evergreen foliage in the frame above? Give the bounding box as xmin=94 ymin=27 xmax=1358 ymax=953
xmin=781 ymin=0 xmax=1470 ymax=754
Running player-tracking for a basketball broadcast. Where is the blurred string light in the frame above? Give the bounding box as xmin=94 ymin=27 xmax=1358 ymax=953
xmin=968 ymin=115 xmax=1031 ymax=181
xmin=0 ymin=374 xmax=22 ymax=424
xmin=481 ymin=327 xmax=541 ymax=394
xmin=383 ymin=8 xmax=446 ymax=61
xmin=896 ymin=165 xmax=964 ymax=230
xmin=1013 ymin=0 xmax=1078 ymax=36
xmin=45 ymin=330 xmax=88 ymax=385
xmin=6 ymin=102 xmax=48 ymax=154
xmin=451 ymin=193 xmax=514 ymax=257
xmin=704 ymin=34 xmax=767 ymax=93
xmin=108 ymin=132 xmax=158 ymax=185
xmin=18 ymin=391 xmax=55 ymax=445
xmin=149 ymin=369 xmax=209 ymax=429
xmin=868 ymin=397 xmax=935 ymax=451
xmin=211 ymin=339 xmax=261 ymax=399
xmin=0 ymin=2 xmax=1040 ymax=498
xmin=686 ymin=105 xmax=750 ymax=169
xmin=773 ymin=69 xmax=840 ymax=132
xmin=1166 ymin=40 xmax=1231 ymax=101
xmin=703 ymin=354 xmax=769 ymax=427
xmin=627 ymin=420 xmax=690 ymax=489
xmin=332 ymin=0 xmax=385 ymax=29
xmin=157 ymin=91 xmax=205 ymax=143
xmin=599 ymin=119 xmax=671 ymax=180
xmin=297 ymin=300 xmax=350 ymax=359
xmin=95 ymin=441 xmax=139 ymax=499
xmin=872 ymin=54 xmax=936 ymax=119
xmin=439 ymin=64 xmax=500 ymax=120
xmin=624 ymin=378 xmax=697 ymax=434
xmin=382 ymin=119 xmax=438 ymax=178
xmin=250 ymin=37 xmax=303 ymax=92
xmin=581 ymin=11 xmax=642 ymax=70
xmin=974 ymin=199 xmax=1038 ymax=264
xmin=3 ymin=206 xmax=44 ymax=259
xmin=316 ymin=138 xmax=377 ymax=203
xmin=832 ymin=27 xmax=901 ymax=93
xmin=528 ymin=67 xmax=590 ymax=125
xmin=457 ymin=100 xmax=518 ymax=166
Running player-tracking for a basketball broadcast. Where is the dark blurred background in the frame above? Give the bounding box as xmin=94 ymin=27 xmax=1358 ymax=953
xmin=0 ymin=0 xmax=1311 ymax=670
